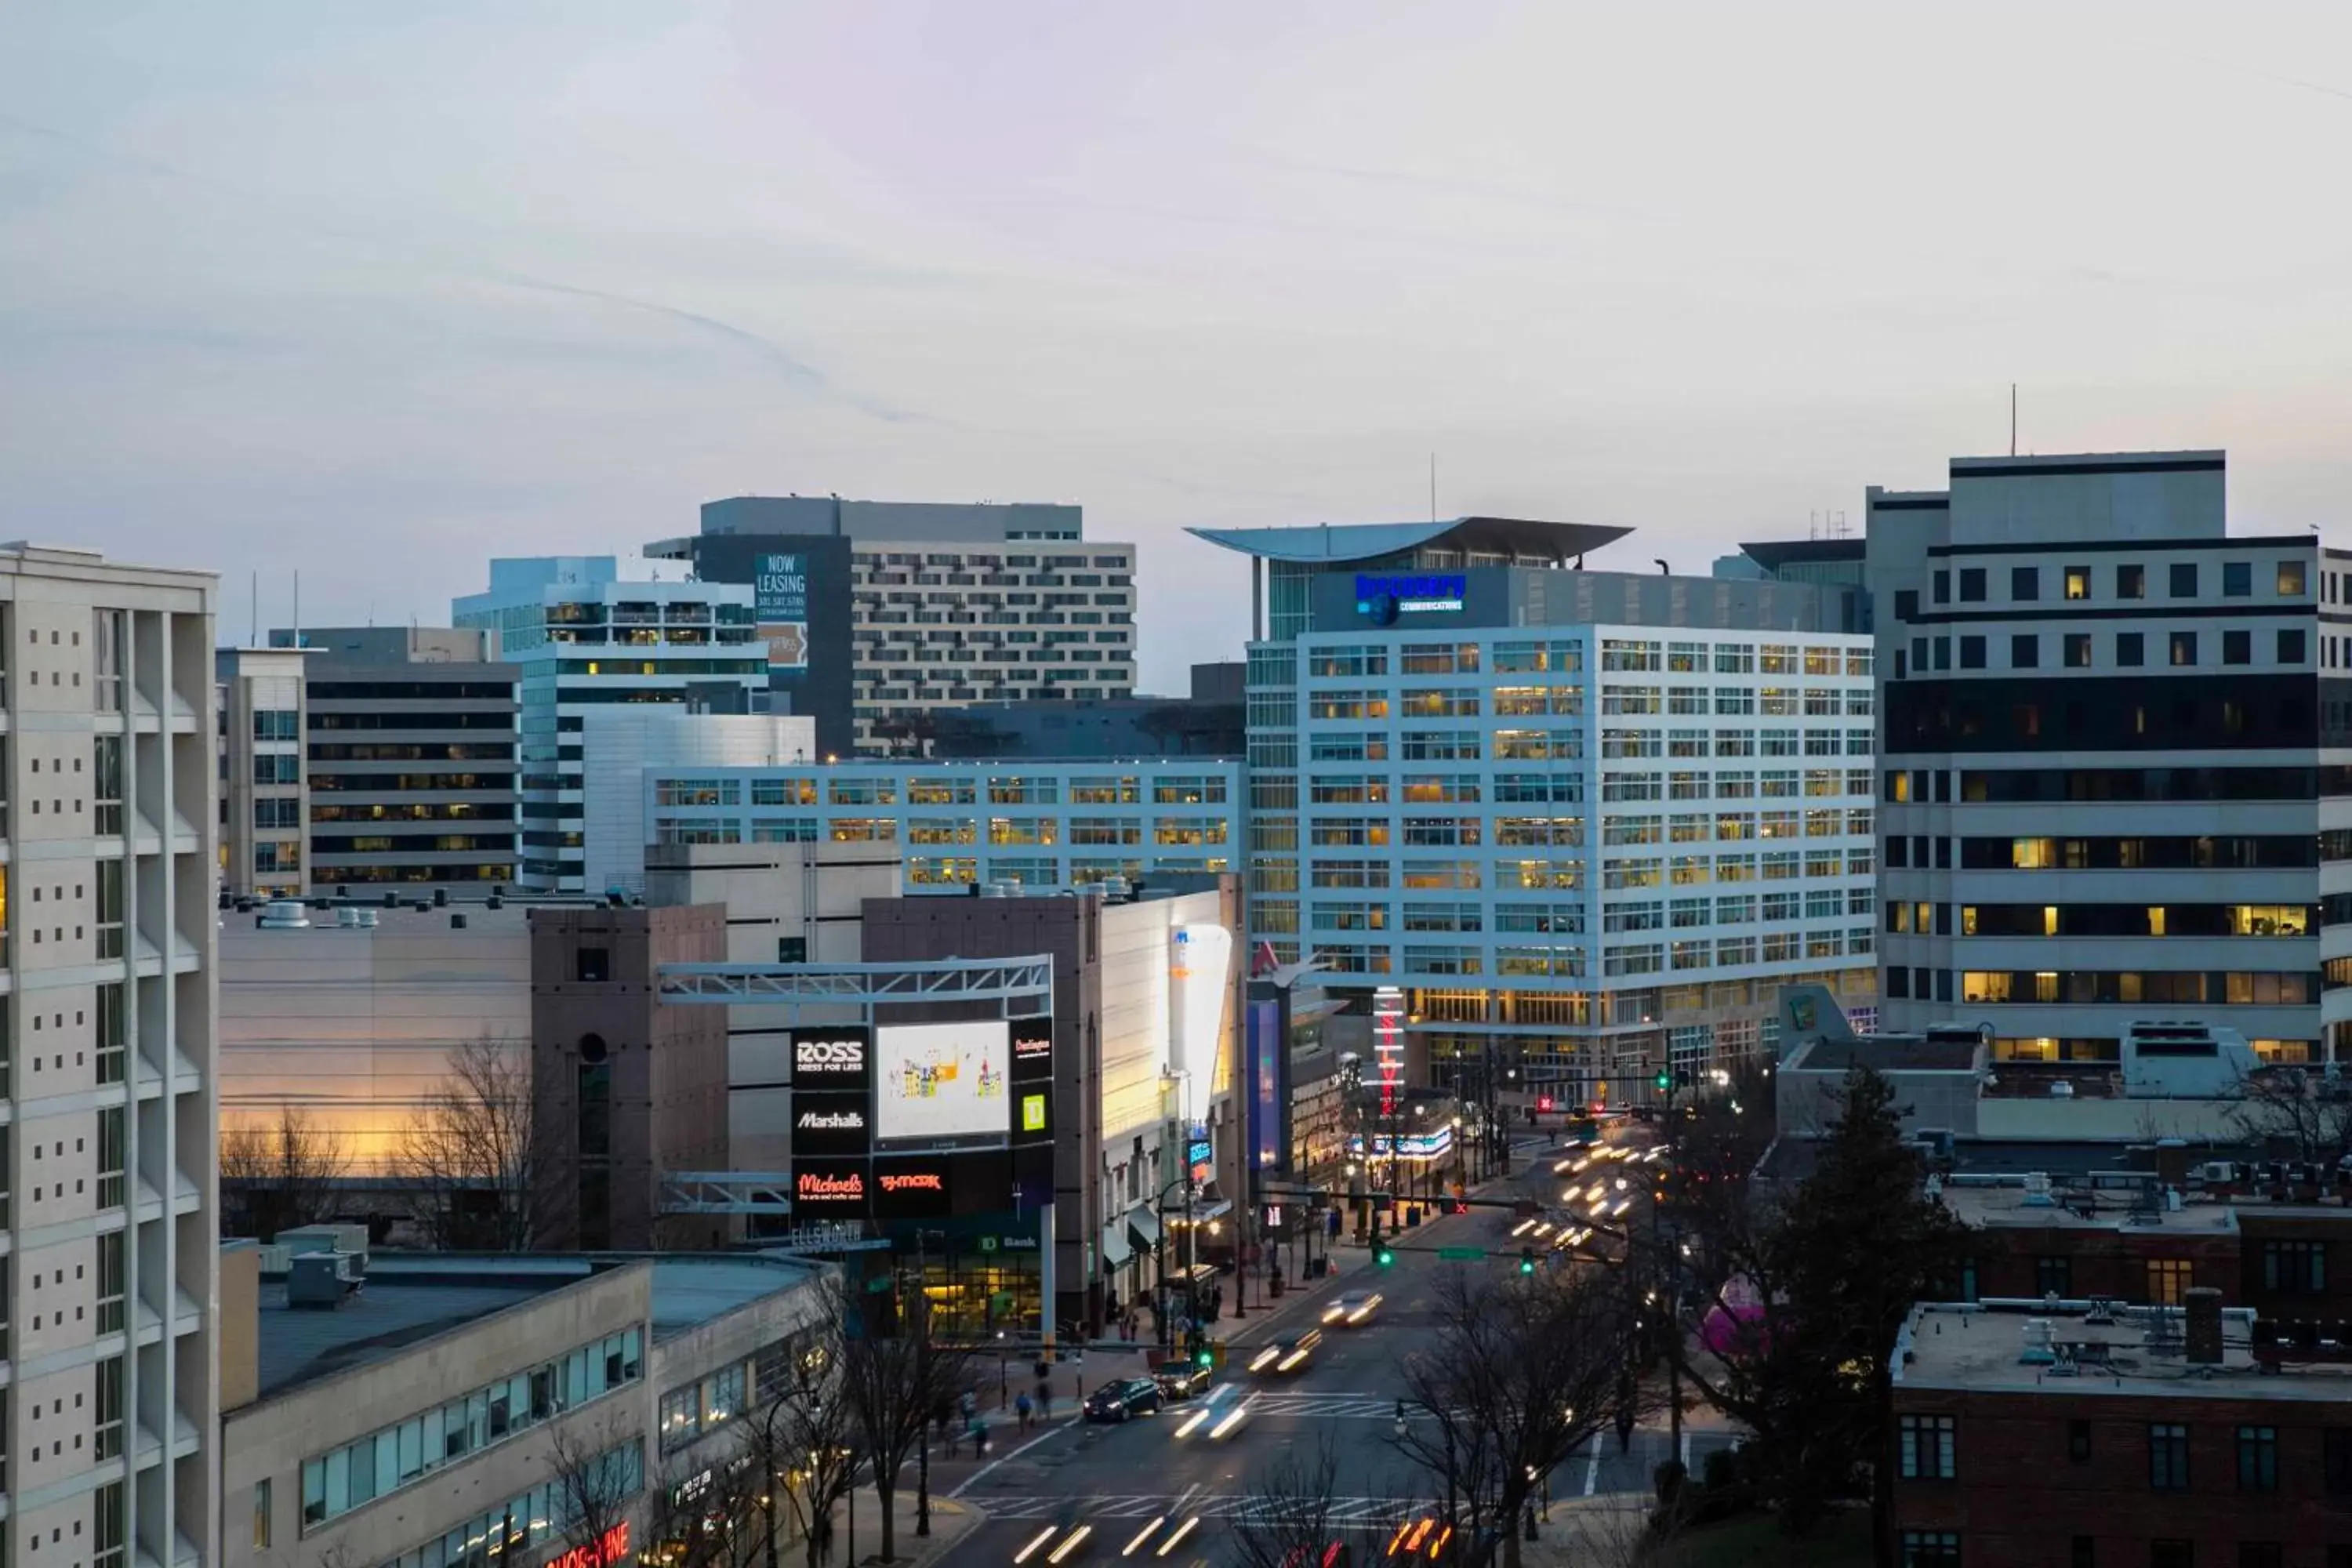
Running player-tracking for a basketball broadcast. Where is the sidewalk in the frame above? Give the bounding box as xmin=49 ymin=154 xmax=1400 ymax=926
xmin=817 ymin=1483 xmax=985 ymax=1568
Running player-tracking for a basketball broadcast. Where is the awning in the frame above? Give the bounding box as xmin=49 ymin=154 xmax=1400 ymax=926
xmin=1100 ymin=1223 xmax=1134 ymax=1269
xmin=1186 ymin=1198 xmax=1235 ymax=1223
xmin=1125 ymin=1205 xmax=1163 ymax=1251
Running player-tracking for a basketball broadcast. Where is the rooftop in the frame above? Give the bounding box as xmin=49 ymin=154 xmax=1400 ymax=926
xmin=1186 ymin=516 xmax=1629 ymax=566
xmin=1737 ymin=539 xmax=1866 ymax=572
xmin=246 ymin=1250 xmax=821 ymax=1402
xmin=1783 ymin=1036 xmax=1984 ymax=1073
xmin=1894 ymin=1300 xmax=2352 ymax=1401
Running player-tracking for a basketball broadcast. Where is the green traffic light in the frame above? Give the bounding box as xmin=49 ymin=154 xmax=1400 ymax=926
xmin=1376 ymin=1243 xmax=1396 ymax=1268
xmin=1519 ymin=1247 xmax=1536 ymax=1275
xmin=1196 ymin=1347 xmax=1213 ymax=1367
xmin=1653 ymin=1071 xmax=1671 ymax=1091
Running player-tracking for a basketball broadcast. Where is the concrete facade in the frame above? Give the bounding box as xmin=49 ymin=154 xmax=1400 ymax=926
xmin=641 ymin=841 xmax=899 ymax=1172
xmin=0 ymin=544 xmax=220 ymax=1566
xmin=217 ymin=902 xmax=536 ymax=1172
xmin=217 ymin=645 xmax=310 ymax=898
xmin=529 ymin=906 xmax=733 ymax=1250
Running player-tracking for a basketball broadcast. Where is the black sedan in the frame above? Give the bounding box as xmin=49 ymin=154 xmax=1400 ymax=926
xmin=1083 ymin=1377 xmax=1164 ymax=1423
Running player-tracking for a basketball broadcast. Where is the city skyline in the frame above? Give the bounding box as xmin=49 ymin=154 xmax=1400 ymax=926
xmin=12 ymin=3 xmax=2352 ymax=691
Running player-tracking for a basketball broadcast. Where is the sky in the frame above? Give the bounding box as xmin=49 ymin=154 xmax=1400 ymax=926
xmin=5 ymin=2 xmax=2352 ymax=690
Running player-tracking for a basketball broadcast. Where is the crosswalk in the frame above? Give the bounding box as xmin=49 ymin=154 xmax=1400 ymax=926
xmin=982 ymin=1494 xmax=1421 ymax=1523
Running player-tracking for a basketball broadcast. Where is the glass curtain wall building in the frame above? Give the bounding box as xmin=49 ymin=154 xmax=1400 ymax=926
xmin=1197 ymin=517 xmax=1879 ymax=1100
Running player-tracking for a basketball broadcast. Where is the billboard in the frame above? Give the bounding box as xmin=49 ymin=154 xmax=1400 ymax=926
xmin=756 ymin=552 xmax=810 ymax=671
xmin=1011 ymin=1017 xmax=1054 ymax=1082
xmin=792 ymin=1095 xmax=871 ymax=1157
xmin=876 ymin=1020 xmax=1010 ymax=1145
xmin=792 ymin=1026 xmax=872 ymax=1091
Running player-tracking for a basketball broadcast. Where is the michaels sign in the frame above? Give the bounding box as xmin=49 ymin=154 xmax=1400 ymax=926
xmin=1355 ymin=572 xmax=1467 ymax=626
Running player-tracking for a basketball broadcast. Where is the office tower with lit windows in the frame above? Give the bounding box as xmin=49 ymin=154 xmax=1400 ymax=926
xmin=1195 ymin=517 xmax=1878 ymax=1102
xmin=1 ymin=544 xmax=220 ymax=1566
xmin=453 ymin=558 xmax=763 ymax=893
xmin=1871 ymin=450 xmax=2347 ymax=1069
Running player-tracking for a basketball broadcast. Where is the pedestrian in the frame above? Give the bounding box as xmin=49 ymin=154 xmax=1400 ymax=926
xmin=944 ymin=1420 xmax=960 ymax=1460
xmin=960 ymin=1388 xmax=978 ymax=1424
xmin=970 ymin=1413 xmax=990 ymax=1456
xmin=1036 ymin=1377 xmax=1054 ymax=1420
xmin=815 ymin=1512 xmax=835 ymax=1565
xmin=1614 ymin=1403 xmax=1636 ymax=1455
xmin=1016 ymin=1388 xmax=1033 ymax=1432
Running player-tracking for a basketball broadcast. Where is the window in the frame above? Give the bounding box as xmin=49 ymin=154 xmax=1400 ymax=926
xmin=1899 ymin=1414 xmax=1956 ymax=1479
xmin=2066 ymin=565 xmax=2090 ymax=600
xmin=2149 ymin=1548 xmax=2191 ymax=1568
xmin=2118 ymin=563 xmax=2145 ymax=599
xmin=2013 ymin=565 xmax=2041 ymax=601
xmin=2261 ymin=1239 xmax=2325 ymax=1294
xmin=575 ymin=947 xmax=611 ymax=983
xmin=2279 ymin=628 xmax=2307 ymax=663
xmin=2224 ymin=561 xmax=2253 ymax=597
xmin=2224 ymin=629 xmax=2251 ymax=666
xmin=2064 ymin=633 xmax=2092 ymax=668
xmin=253 ymin=1478 xmax=272 ymax=1550
xmin=1894 ymin=589 xmax=1919 ymax=621
xmin=2280 ymin=561 xmax=2308 ymax=595
xmin=2070 ymin=1420 xmax=2092 ymax=1463
xmin=253 ymin=753 xmax=299 ymax=786
xmin=2324 ymin=1427 xmax=2352 ymax=1495
xmin=2236 ymin=1425 xmax=2277 ymax=1492
xmin=2071 ymin=1539 xmax=2093 ymax=1568
xmin=1958 ymin=636 xmax=1986 ymax=670
xmin=2036 ymin=1254 xmax=2071 ymax=1297
xmin=1959 ymin=568 xmax=1987 ymax=602
xmin=2118 ymin=632 xmax=2144 ymax=667
xmin=1933 ymin=570 xmax=1950 ymax=604
xmin=2170 ymin=631 xmax=2198 ymax=666
xmin=1899 ymin=1534 xmax=1960 ymax=1568
xmin=2149 ymin=1422 xmax=2190 ymax=1491
xmin=2170 ymin=562 xmax=2199 ymax=598
xmin=2012 ymin=634 xmax=2039 ymax=669
xmin=2238 ymin=1545 xmax=2281 ymax=1568
xmin=2147 ymin=1259 xmax=2191 ymax=1306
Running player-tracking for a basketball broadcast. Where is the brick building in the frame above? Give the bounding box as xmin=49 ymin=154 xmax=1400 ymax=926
xmin=1891 ymin=1297 xmax=2352 ymax=1566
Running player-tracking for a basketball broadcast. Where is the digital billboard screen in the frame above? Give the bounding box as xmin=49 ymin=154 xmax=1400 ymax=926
xmin=875 ymin=1020 xmax=1010 ymax=1145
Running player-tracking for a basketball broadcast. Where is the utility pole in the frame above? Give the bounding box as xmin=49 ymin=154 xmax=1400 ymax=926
xmin=909 ymin=1228 xmax=943 ymax=1537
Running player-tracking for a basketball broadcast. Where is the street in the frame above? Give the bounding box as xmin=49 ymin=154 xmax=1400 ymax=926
xmin=920 ymin=1129 xmax=1738 ymax=1567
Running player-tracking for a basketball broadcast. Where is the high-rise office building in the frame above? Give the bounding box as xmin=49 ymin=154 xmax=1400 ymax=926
xmin=267 ymin=626 xmax=521 ymax=891
xmin=1871 ymin=449 xmax=2343 ymax=1068
xmin=0 ymin=544 xmax=220 ymax=1566
xmin=216 ymin=645 xmax=310 ymax=898
xmin=1196 ymin=517 xmax=1878 ymax=1100
xmin=452 ymin=558 xmax=764 ymax=893
xmin=646 ymin=494 xmax=1138 ymax=757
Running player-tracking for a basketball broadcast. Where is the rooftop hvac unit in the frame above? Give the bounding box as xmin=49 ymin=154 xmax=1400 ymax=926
xmin=286 ymin=1251 xmax=364 ymax=1309
xmin=258 ymin=900 xmax=311 ymax=930
xmin=2020 ymin=1172 xmax=2056 ymax=1207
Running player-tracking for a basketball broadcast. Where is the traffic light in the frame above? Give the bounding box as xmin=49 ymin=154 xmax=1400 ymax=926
xmin=1653 ymin=1070 xmax=1671 ymax=1091
xmin=1375 ymin=1239 xmax=1396 ymax=1268
xmin=1196 ymin=1345 xmax=1214 ymax=1368
xmin=1519 ymin=1246 xmax=1536 ymax=1276
xmin=1537 ymin=1094 xmax=1555 ymax=1113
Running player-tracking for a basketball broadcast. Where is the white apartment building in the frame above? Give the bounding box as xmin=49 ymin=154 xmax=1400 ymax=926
xmin=1870 ymin=449 xmax=2347 ymax=1069
xmin=453 ymin=558 xmax=765 ymax=894
xmin=615 ymin=757 xmax=1241 ymax=895
xmin=0 ymin=545 xmax=218 ymax=1566
xmin=1196 ymin=517 xmax=1878 ymax=1101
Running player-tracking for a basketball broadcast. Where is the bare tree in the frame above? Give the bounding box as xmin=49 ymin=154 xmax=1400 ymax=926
xmin=1225 ymin=1432 xmax=1409 ymax=1568
xmin=1391 ymin=1266 xmax=1642 ymax=1568
xmin=220 ymin=1106 xmax=349 ymax=1241
xmin=2229 ymin=1064 xmax=2352 ymax=1167
xmin=839 ymin=1290 xmax=976 ymax=1565
xmin=546 ymin=1414 xmax=644 ymax=1563
xmin=395 ymin=1032 xmax=553 ymax=1250
xmin=739 ymin=1300 xmax=862 ymax=1568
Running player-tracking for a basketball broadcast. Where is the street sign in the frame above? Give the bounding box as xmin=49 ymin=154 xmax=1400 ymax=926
xmin=866 ymin=1275 xmax=895 ymax=1294
xmin=1437 ymin=1247 xmax=1483 ymax=1261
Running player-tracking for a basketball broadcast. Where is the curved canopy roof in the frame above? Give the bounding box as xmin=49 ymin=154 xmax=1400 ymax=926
xmin=1737 ymin=538 xmax=1865 ymax=572
xmin=1187 ymin=516 xmax=1630 ymax=566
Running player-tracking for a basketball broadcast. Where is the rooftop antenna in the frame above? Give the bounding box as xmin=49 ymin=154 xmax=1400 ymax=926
xmin=2010 ymin=383 xmax=2018 ymax=458
xmin=249 ymin=571 xmax=258 ymax=645
xmin=292 ymin=569 xmax=300 ymax=652
xmin=1429 ymin=453 xmax=1437 ymax=524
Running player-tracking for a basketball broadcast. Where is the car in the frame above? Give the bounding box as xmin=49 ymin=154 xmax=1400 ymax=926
xmin=1246 ymin=1327 xmax=1323 ymax=1375
xmin=1152 ymin=1361 xmax=1214 ymax=1402
xmin=1322 ymin=1289 xmax=1384 ymax=1327
xmin=1171 ymin=1389 xmax=1254 ymax=1442
xmin=1083 ymin=1377 xmax=1163 ymax=1423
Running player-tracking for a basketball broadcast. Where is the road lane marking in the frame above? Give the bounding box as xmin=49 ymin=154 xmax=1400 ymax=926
xmin=1584 ymin=1450 xmax=1601 ymax=1496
